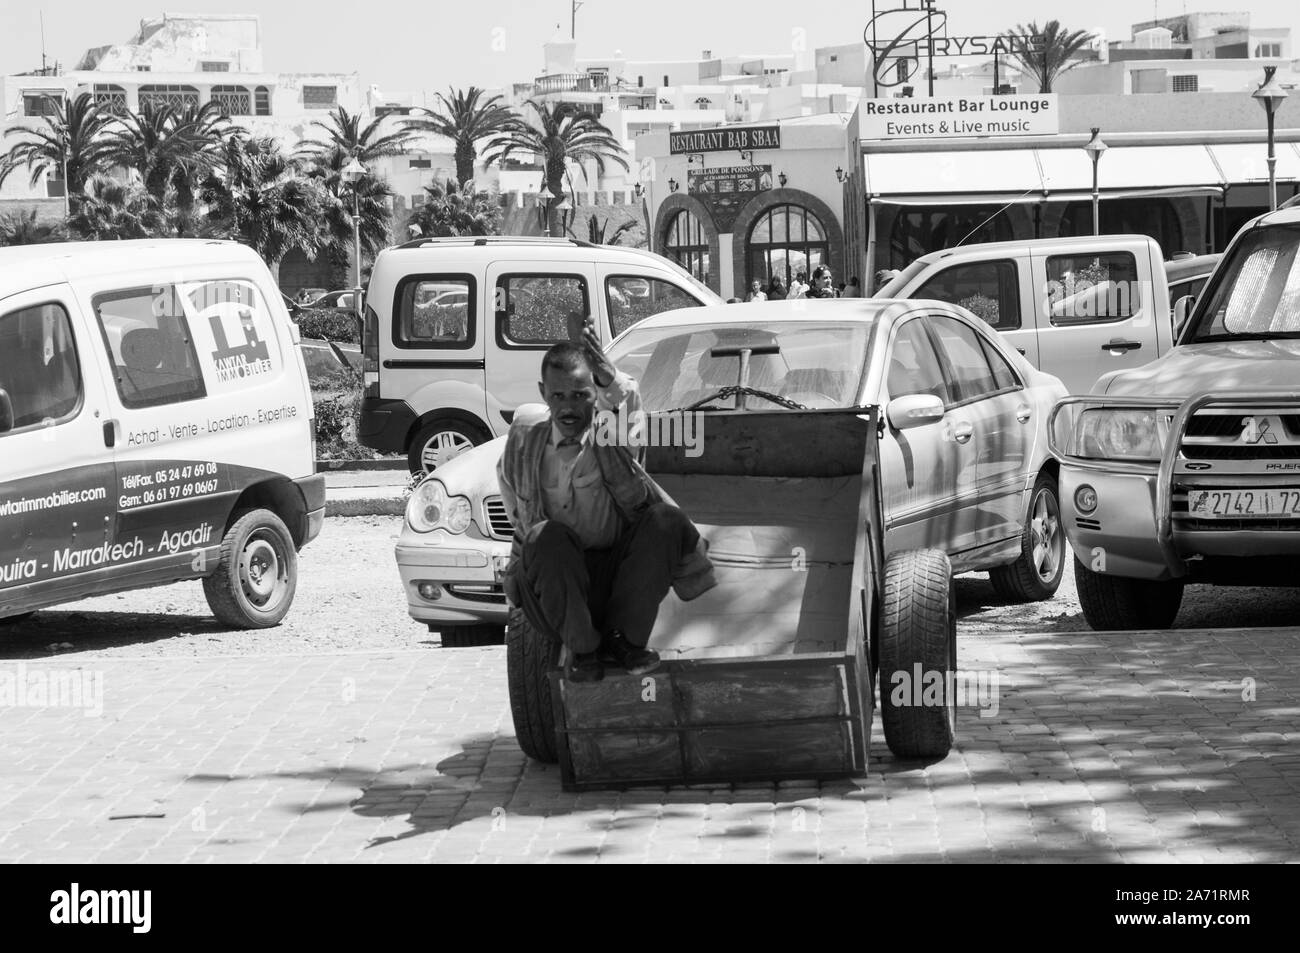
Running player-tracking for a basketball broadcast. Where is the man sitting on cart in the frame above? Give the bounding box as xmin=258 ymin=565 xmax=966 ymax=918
xmin=497 ymin=315 xmax=715 ymax=683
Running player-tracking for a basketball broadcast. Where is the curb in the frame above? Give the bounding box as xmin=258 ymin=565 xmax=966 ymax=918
xmin=326 ymin=496 xmax=406 ymax=518
xmin=316 ymin=458 xmax=409 ymax=472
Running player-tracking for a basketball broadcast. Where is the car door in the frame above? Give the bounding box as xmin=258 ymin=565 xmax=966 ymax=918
xmin=927 ymin=313 xmax=1031 ymax=553
xmin=1032 ymin=248 xmax=1156 ymax=394
xmin=878 ymin=315 xmax=979 ymax=558
xmin=486 ymin=261 xmax=597 ymax=416
xmin=909 ymin=257 xmax=1039 ymax=369
xmin=0 ymin=286 xmax=119 ymax=610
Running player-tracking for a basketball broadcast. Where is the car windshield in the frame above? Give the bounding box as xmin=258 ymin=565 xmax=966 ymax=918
xmin=607 ymin=320 xmax=870 ymax=411
xmin=1190 ymin=224 xmax=1300 ymax=341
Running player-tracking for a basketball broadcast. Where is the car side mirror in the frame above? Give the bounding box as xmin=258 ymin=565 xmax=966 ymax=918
xmin=1172 ymin=295 xmax=1195 ymax=339
xmin=0 ymin=388 xmax=13 ymax=433
xmin=887 ymin=393 xmax=945 ymax=430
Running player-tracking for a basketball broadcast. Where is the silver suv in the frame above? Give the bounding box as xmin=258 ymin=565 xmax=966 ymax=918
xmin=1051 ymin=206 xmax=1300 ymax=630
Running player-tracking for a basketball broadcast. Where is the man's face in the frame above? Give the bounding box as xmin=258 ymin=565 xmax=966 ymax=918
xmin=539 ymin=362 xmax=598 ymax=439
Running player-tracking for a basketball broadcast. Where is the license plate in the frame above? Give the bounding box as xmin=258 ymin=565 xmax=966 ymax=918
xmin=1188 ymin=489 xmax=1300 ymax=519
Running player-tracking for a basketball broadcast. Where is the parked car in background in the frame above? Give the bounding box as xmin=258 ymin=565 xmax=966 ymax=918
xmin=1051 ymin=206 xmax=1300 ymax=630
xmin=875 ymin=234 xmax=1175 ymax=394
xmin=308 ymin=289 xmax=357 ymax=311
xmin=358 ymin=236 xmax=724 ymax=474
xmin=395 ymin=297 xmax=1069 ymax=646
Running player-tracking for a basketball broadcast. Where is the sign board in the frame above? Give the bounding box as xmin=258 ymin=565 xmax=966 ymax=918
xmin=859 ymin=95 xmax=1058 ymax=140
xmin=688 ymin=165 xmax=772 ymax=231
xmin=670 ymin=125 xmax=781 ymax=155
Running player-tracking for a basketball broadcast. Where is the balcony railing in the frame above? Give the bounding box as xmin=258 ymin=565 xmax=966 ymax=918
xmin=532 ymin=72 xmax=611 ymax=94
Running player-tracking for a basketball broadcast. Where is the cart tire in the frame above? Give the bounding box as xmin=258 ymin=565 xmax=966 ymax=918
xmin=989 ymin=472 xmax=1066 ymax=603
xmin=879 ymin=549 xmax=957 ymax=760
xmin=1074 ymin=556 xmax=1184 ymax=631
xmin=506 ymin=606 xmax=560 ymax=763
xmin=436 ymin=624 xmax=505 ymax=647
xmin=202 ymin=508 xmax=298 ymax=629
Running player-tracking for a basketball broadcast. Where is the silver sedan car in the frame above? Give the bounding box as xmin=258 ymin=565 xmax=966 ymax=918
xmin=395 ymin=298 xmax=1069 ymax=645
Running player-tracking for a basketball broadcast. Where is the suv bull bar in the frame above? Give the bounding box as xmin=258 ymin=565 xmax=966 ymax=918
xmin=1049 ymin=390 xmax=1300 ymax=578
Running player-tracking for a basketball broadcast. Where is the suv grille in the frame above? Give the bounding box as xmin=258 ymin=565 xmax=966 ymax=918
xmin=484 ymin=496 xmax=514 ymax=540
xmin=1181 ymin=411 xmax=1300 ymax=460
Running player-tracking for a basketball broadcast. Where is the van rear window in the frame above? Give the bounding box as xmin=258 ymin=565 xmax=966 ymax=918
xmin=395 ymin=276 xmax=475 ymax=349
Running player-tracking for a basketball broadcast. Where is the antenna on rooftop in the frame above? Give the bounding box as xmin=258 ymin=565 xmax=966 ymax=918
xmin=40 ymin=11 xmax=48 ymax=73
xmin=572 ymin=0 xmax=584 ymax=39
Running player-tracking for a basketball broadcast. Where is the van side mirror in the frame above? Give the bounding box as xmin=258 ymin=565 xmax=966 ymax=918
xmin=1173 ymin=295 xmax=1195 ymax=339
xmin=886 ymin=393 xmax=945 ymax=430
xmin=0 ymin=388 xmax=13 ymax=434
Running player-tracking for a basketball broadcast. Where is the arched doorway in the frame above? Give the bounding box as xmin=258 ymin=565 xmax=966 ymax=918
xmin=664 ymin=209 xmax=711 ymax=285
xmin=746 ymin=203 xmax=830 ymax=287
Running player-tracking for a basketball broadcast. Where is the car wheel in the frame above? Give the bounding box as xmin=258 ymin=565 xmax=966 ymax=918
xmin=408 ymin=418 xmax=487 ymax=475
xmin=436 ymin=624 xmax=505 ymax=648
xmin=878 ymin=549 xmax=957 ymax=760
xmin=202 ymin=508 xmax=298 ymax=629
xmin=506 ymin=606 xmax=560 ymax=763
xmin=1074 ymin=555 xmax=1184 ymax=631
xmin=989 ymin=472 xmax=1066 ymax=603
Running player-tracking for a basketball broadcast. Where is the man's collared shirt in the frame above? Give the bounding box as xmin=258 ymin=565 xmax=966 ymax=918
xmin=540 ymin=421 xmax=621 ymax=549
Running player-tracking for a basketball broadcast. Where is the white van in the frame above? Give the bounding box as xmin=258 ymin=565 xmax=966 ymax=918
xmin=0 ymin=240 xmax=324 ymax=628
xmin=356 ymin=236 xmax=723 ymax=472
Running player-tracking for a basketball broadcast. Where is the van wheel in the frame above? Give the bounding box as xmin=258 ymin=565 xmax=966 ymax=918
xmin=989 ymin=473 xmax=1066 ymax=603
xmin=203 ymin=509 xmax=298 ymax=629
xmin=878 ymin=549 xmax=957 ymax=760
xmin=1074 ymin=556 xmax=1184 ymax=631
xmin=408 ymin=419 xmax=486 ymax=474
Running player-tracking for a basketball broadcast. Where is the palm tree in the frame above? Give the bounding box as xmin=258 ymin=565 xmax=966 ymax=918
xmin=300 ymin=147 xmax=396 ymax=271
xmin=66 ymin=174 xmax=168 ymax=240
xmin=1002 ymin=20 xmax=1095 ymax=93
xmin=408 ymin=180 xmax=502 ymax=238
xmin=572 ymin=212 xmax=637 ymax=246
xmin=403 ymin=87 xmax=517 ymax=187
xmin=296 ymin=105 xmax=417 ymax=166
xmin=0 ymin=209 xmax=65 ymax=246
xmin=0 ymin=91 xmax=116 ymax=196
xmin=101 ymin=100 xmax=234 ymax=234
xmin=482 ymin=100 xmax=629 ymax=235
xmin=201 ymin=136 xmax=329 ymax=264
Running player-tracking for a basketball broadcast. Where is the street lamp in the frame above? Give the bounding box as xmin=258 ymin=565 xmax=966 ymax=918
xmin=1253 ymin=66 xmax=1289 ymax=212
xmin=341 ymin=156 xmax=367 ymax=323
xmin=535 ymin=185 xmax=555 ymax=236
xmin=556 ymin=194 xmax=574 ymax=237
xmin=1084 ymin=127 xmax=1108 ymax=236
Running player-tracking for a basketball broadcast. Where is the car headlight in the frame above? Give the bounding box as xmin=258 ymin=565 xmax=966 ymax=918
xmin=406 ymin=479 xmax=473 ymax=534
xmin=1074 ymin=408 xmax=1168 ymax=461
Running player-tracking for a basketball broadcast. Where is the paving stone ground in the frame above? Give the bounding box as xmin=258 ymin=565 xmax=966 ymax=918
xmin=2 ymin=625 xmax=1297 ymax=863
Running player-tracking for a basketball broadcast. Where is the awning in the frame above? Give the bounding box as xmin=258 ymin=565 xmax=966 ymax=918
xmin=1207 ymin=142 xmax=1300 ymax=184
xmin=864 ymin=143 xmax=1250 ymax=204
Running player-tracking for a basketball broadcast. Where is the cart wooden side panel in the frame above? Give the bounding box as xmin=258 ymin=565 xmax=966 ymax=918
xmin=552 ymin=410 xmax=883 ymax=791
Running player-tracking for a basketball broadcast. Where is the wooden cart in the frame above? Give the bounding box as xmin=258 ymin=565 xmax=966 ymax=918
xmin=506 ymin=408 xmax=958 ymax=790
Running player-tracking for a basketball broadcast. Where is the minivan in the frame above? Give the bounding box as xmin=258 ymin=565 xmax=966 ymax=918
xmin=0 ymin=240 xmax=324 ymax=628
xmin=356 ymin=236 xmax=723 ymax=472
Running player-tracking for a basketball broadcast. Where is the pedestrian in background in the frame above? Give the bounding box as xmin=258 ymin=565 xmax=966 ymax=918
xmin=844 ymin=276 xmax=862 ymax=298
xmin=767 ymin=276 xmax=787 ymax=300
xmin=806 ymin=265 xmax=838 ymax=299
xmin=747 ymin=280 xmax=767 ymax=302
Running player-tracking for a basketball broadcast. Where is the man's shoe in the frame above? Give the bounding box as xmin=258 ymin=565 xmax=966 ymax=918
xmin=605 ymin=631 xmax=660 ymax=676
xmin=566 ymin=651 xmax=604 ymax=683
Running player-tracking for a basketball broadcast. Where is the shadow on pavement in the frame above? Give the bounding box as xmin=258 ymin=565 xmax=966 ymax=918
xmin=0 ymin=609 xmax=240 ymax=658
